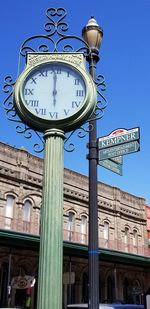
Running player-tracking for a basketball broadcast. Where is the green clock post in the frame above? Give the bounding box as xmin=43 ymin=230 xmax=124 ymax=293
xmin=13 ymin=52 xmax=97 ymax=309
xmin=37 ymin=127 xmax=65 ymax=309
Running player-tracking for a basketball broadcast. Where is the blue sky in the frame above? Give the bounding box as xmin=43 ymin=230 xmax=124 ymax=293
xmin=1 ymin=0 xmax=150 ymax=204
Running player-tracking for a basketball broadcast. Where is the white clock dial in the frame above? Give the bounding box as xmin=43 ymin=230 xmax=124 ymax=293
xmin=23 ymin=63 xmax=86 ymax=120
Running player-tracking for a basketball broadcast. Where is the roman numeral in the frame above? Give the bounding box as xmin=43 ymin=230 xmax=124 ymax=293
xmin=56 ymin=68 xmax=61 ymax=74
xmin=35 ymin=108 xmax=46 ymax=115
xmin=72 ymin=101 xmax=81 ymax=108
xmin=25 ymin=100 xmax=39 ymax=107
xmin=76 ymin=90 xmax=84 ymax=97
xmin=75 ymin=79 xmax=80 ymax=85
xmin=30 ymin=77 xmax=37 ymax=84
xmin=49 ymin=112 xmax=58 ymax=119
xmin=24 ymin=88 xmax=34 ymax=95
xmin=64 ymin=109 xmax=70 ymax=116
xmin=39 ymin=70 xmax=48 ymax=77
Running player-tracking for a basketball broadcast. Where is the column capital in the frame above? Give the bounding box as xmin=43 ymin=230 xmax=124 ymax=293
xmin=44 ymin=128 xmax=65 ymax=140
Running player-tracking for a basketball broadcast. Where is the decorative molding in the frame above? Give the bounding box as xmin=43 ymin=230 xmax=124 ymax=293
xmin=27 ymin=52 xmax=84 ymax=68
xmin=0 ymin=165 xmax=42 ymax=187
xmin=121 ymin=192 xmax=145 ymax=206
xmin=64 ymin=187 xmax=88 ymax=204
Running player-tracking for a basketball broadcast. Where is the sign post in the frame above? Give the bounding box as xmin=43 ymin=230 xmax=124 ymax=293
xmin=98 ymin=128 xmax=140 ymax=175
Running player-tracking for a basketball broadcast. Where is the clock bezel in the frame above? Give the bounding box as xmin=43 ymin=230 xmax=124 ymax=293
xmin=13 ymin=56 xmax=97 ymax=132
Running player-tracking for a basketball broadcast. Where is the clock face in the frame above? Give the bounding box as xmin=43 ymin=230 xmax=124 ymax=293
xmin=22 ymin=62 xmax=86 ymax=121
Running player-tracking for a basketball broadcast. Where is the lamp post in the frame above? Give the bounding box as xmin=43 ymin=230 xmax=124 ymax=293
xmin=82 ymin=17 xmax=103 ymax=309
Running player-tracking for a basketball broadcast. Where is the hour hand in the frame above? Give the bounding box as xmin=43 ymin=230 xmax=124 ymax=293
xmin=52 ymin=71 xmax=57 ymax=107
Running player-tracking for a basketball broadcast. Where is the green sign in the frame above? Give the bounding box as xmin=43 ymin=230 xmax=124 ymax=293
xmin=99 ymin=141 xmax=140 ymax=161
xmin=98 ymin=127 xmax=140 ymax=149
xmin=110 ymin=156 xmax=123 ymax=164
xmin=99 ymin=159 xmax=122 ymax=175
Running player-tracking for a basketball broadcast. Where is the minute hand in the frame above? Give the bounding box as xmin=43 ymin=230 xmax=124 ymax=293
xmin=52 ymin=71 xmax=57 ymax=107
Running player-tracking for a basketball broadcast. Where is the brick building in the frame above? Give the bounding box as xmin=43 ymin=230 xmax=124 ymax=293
xmin=0 ymin=142 xmax=150 ymax=308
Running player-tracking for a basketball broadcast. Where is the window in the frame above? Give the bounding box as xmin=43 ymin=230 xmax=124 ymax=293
xmin=23 ymin=200 xmax=31 ymax=233
xmin=4 ymin=195 xmax=15 ymax=229
xmin=80 ymin=215 xmax=87 ymax=244
xmin=23 ymin=200 xmax=31 ymax=222
xmin=124 ymin=227 xmax=130 ymax=252
xmin=104 ymin=222 xmax=109 ymax=240
xmin=133 ymin=229 xmax=138 ymax=247
xmin=68 ymin=211 xmax=75 ymax=241
xmin=5 ymin=195 xmax=14 ymax=218
xmin=104 ymin=221 xmax=109 ymax=247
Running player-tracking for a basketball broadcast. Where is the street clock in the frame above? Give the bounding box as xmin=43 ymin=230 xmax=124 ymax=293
xmin=13 ymin=53 xmax=97 ymax=132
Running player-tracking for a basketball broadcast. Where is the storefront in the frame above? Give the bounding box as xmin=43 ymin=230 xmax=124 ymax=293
xmin=0 ymin=230 xmax=150 ymax=308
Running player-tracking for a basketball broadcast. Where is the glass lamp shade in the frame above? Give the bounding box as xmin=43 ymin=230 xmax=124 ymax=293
xmin=82 ymin=17 xmax=103 ymax=51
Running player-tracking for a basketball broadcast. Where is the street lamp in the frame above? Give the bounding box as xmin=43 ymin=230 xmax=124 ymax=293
xmin=82 ymin=17 xmax=103 ymax=309
xmin=82 ymin=17 xmax=103 ymax=57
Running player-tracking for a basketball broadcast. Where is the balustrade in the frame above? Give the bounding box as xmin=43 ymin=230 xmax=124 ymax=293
xmin=0 ymin=215 xmax=148 ymax=256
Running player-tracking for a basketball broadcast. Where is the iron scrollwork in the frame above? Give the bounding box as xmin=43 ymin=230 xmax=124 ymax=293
xmin=2 ymin=7 xmax=107 ymax=153
xmin=2 ymin=76 xmax=44 ymax=153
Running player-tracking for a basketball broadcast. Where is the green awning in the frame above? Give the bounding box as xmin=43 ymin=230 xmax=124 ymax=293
xmin=0 ymin=229 xmax=150 ymax=268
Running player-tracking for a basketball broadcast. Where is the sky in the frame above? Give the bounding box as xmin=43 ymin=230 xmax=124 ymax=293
xmin=0 ymin=0 xmax=150 ymax=204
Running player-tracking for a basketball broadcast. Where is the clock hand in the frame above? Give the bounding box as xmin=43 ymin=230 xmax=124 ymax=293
xmin=52 ymin=71 xmax=57 ymax=107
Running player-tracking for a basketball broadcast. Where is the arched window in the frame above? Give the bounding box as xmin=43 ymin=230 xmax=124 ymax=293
xmin=4 ymin=195 xmax=15 ymax=229
xmin=104 ymin=221 xmax=109 ymax=248
xmin=68 ymin=211 xmax=75 ymax=241
xmin=23 ymin=200 xmax=32 ymax=233
xmin=80 ymin=215 xmax=87 ymax=244
xmin=124 ymin=227 xmax=130 ymax=252
xmin=23 ymin=200 xmax=31 ymax=222
xmin=133 ymin=229 xmax=138 ymax=247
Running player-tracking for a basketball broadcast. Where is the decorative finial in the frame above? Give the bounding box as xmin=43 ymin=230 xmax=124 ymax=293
xmin=86 ymin=16 xmax=99 ymax=28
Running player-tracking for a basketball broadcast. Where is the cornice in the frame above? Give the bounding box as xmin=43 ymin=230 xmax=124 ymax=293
xmin=64 ymin=187 xmax=88 ymax=205
xmin=0 ymin=165 xmax=42 ymax=188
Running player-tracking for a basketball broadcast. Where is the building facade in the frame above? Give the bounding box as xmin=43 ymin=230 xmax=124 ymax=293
xmin=0 ymin=142 xmax=150 ymax=308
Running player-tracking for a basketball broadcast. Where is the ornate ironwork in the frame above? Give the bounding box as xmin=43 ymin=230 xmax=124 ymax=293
xmin=93 ymin=74 xmax=107 ymax=118
xmin=18 ymin=7 xmax=89 ymax=75
xmin=64 ymin=123 xmax=93 ymax=152
xmin=2 ymin=7 xmax=107 ymax=153
xmin=2 ymin=76 xmax=44 ymax=153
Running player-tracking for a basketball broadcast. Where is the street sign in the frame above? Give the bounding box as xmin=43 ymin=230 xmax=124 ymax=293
xmin=99 ymin=159 xmax=122 ymax=175
xmin=99 ymin=141 xmax=140 ymax=161
xmin=98 ymin=127 xmax=140 ymax=149
xmin=98 ymin=127 xmax=140 ymax=174
xmin=110 ymin=156 xmax=123 ymax=164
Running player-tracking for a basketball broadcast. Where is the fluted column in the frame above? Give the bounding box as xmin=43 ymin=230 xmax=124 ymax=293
xmin=37 ymin=128 xmax=65 ymax=309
